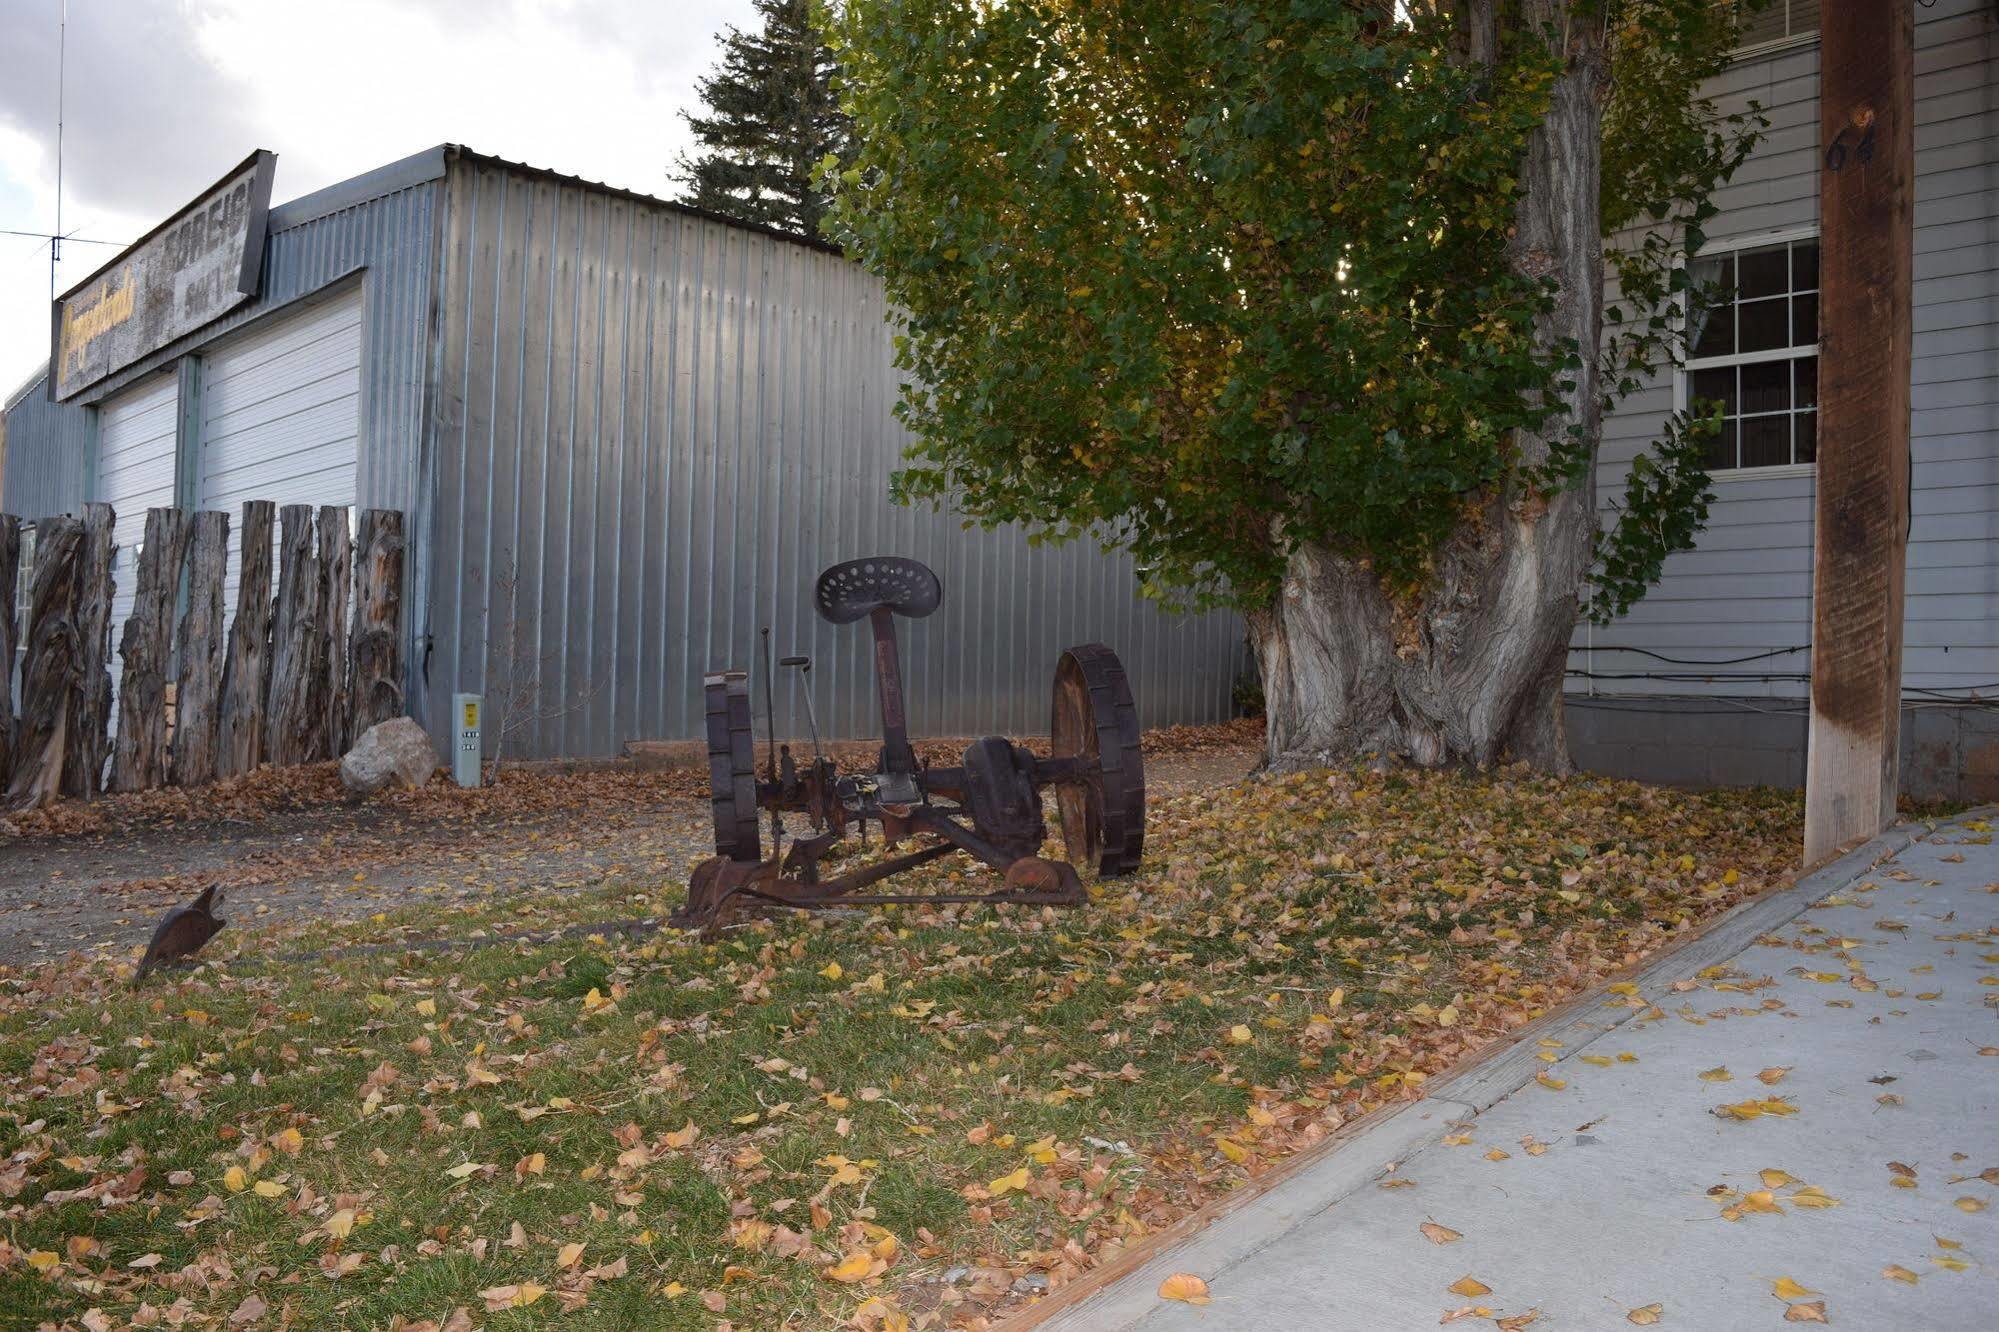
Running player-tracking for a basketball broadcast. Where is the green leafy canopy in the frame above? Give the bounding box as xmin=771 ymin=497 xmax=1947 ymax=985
xmin=827 ymin=1 xmax=1759 ymax=617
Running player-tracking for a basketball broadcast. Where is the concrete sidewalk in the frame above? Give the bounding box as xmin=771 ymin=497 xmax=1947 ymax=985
xmin=1038 ymin=813 xmax=1999 ymax=1331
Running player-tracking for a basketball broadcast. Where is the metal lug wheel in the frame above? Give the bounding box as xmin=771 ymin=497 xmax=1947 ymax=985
xmin=704 ymin=670 xmax=760 ymax=862
xmin=1050 ymin=644 xmax=1145 ymax=876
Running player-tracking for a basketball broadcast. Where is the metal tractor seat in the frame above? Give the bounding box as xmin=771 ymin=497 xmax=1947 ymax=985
xmin=813 ymin=556 xmax=942 ymax=625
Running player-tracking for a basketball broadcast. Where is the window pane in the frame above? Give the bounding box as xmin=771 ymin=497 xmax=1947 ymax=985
xmin=1689 ymin=255 xmax=1736 ymax=358
xmin=1792 ymin=292 xmax=1818 ymax=344
xmin=1790 ymin=2 xmax=1821 ymax=37
xmin=1701 ymin=417 xmax=1738 ymax=471
xmin=1739 ymin=296 xmax=1790 ymax=353
xmin=1795 ymin=410 xmax=1816 ymax=464
xmin=1740 ymin=414 xmax=1790 ymax=468
xmin=1738 ymin=244 xmax=1789 ymax=300
xmin=1791 ymin=240 xmax=1818 ymax=292
xmin=1737 ymin=3 xmax=1789 ymax=46
xmin=1690 ymin=365 xmax=1737 ymax=414
xmin=1794 ymin=356 xmax=1817 ymax=409
xmin=1740 ymin=359 xmax=1790 ymax=414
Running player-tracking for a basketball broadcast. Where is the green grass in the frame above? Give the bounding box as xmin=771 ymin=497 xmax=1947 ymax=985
xmin=0 ymin=767 xmax=1804 ymax=1329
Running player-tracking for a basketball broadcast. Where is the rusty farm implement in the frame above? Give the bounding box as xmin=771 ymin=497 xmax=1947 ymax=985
xmin=672 ymin=556 xmax=1145 ymax=929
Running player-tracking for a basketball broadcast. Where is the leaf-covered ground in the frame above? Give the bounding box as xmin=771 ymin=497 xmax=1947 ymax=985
xmin=0 ymin=764 xmax=1802 ymax=1330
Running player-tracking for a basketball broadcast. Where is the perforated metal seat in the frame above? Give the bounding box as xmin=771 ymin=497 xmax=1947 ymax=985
xmin=813 ymin=556 xmax=942 ymax=625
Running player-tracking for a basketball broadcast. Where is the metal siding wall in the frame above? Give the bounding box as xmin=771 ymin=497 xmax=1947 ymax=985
xmin=2 ymin=372 xmax=91 ymax=518
xmin=1576 ymin=0 xmax=1999 ymax=701
xmin=432 ymin=157 xmax=1241 ymax=760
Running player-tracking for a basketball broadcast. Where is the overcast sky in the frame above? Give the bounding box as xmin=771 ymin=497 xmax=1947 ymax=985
xmin=0 ymin=0 xmax=752 ymax=396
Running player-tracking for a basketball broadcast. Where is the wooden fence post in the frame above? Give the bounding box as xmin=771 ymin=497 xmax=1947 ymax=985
xmin=6 ymin=516 xmax=83 ymax=810
xmin=0 ymin=515 xmax=18 ymax=782
xmin=266 ymin=505 xmax=323 ymax=767
xmin=349 ymin=509 xmax=406 ymax=737
xmin=111 ymin=507 xmax=194 ymax=792
xmin=316 ymin=506 xmax=353 ymax=759
xmin=63 ymin=502 xmax=117 ymax=798
xmin=171 ymin=510 xmax=229 ymax=786
xmin=218 ymin=500 xmax=275 ymax=778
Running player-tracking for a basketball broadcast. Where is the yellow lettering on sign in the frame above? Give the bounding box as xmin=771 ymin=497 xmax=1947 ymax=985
xmin=463 ymin=702 xmax=479 ymax=727
xmin=59 ymin=275 xmax=136 ymax=364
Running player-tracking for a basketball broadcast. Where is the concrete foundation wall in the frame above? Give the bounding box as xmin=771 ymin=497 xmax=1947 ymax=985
xmin=1567 ymin=696 xmax=1999 ymax=803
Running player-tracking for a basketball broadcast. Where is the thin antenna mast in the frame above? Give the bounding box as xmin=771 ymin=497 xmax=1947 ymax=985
xmin=52 ymin=0 xmax=67 ymax=296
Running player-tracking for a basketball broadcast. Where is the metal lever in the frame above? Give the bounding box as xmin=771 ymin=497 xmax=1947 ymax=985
xmin=781 ymin=654 xmax=823 ymax=761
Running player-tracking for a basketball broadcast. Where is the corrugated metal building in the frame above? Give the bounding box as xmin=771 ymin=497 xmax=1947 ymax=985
xmin=3 ymin=145 xmax=1243 ymax=760
xmin=1569 ymin=0 xmax=1998 ymax=797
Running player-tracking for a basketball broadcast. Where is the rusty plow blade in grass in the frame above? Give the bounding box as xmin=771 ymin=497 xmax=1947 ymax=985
xmin=670 ymin=556 xmax=1146 ymax=931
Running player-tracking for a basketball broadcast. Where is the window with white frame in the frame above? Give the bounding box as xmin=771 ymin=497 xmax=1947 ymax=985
xmin=1683 ymin=234 xmax=1818 ymax=471
xmin=1736 ymin=0 xmax=1819 ymax=52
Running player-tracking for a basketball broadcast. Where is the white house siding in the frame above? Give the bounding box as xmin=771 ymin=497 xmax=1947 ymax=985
xmin=1574 ymin=0 xmax=1997 ymax=703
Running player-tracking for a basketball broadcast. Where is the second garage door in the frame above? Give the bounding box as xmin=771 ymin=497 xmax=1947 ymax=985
xmin=197 ymin=287 xmax=362 ymax=603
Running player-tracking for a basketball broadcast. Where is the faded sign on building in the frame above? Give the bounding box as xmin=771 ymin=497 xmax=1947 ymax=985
xmin=50 ymin=150 xmax=277 ymax=401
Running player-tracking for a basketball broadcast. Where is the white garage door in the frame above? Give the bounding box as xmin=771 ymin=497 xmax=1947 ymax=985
xmin=197 ymin=287 xmax=362 ymax=605
xmin=95 ymin=370 xmax=181 ymax=637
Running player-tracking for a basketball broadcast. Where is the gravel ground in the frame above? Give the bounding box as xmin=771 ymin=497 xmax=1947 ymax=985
xmin=0 ymin=731 xmax=1261 ymax=968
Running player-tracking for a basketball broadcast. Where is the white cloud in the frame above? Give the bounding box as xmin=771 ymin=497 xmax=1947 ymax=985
xmin=0 ymin=0 xmax=753 ymax=394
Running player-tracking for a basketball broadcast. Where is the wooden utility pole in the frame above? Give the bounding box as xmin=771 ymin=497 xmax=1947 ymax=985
xmin=1804 ymin=2 xmax=1915 ymax=865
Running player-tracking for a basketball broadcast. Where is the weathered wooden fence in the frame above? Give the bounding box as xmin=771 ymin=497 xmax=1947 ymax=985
xmin=0 ymin=502 xmax=406 ymax=810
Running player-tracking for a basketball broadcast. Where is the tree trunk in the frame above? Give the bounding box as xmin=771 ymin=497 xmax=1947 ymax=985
xmin=349 ymin=509 xmax=406 ymax=737
xmin=1253 ymin=3 xmax=1605 ymax=773
xmin=266 ymin=504 xmax=323 ymax=767
xmin=0 ymin=515 xmax=21 ymax=782
xmin=217 ymin=500 xmax=275 ymax=777
xmin=63 ymin=502 xmax=117 ymax=798
xmin=171 ymin=510 xmax=229 ymax=786
xmin=316 ymin=505 xmax=353 ymax=757
xmin=111 ymin=507 xmax=193 ymax=793
xmin=7 ymin=517 xmax=84 ymax=810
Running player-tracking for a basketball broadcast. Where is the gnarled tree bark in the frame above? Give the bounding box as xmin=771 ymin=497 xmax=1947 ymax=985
xmin=112 ymin=507 xmax=193 ymax=793
xmin=266 ymin=505 xmax=323 ymax=768
xmin=8 ymin=516 xmax=84 ymax=810
xmin=172 ymin=510 xmax=230 ymax=786
xmin=349 ymin=509 xmax=406 ymax=737
xmin=0 ymin=515 xmax=20 ymax=782
xmin=218 ymin=500 xmax=276 ymax=777
xmin=1252 ymin=0 xmax=1604 ymax=773
xmin=316 ymin=505 xmax=353 ymax=758
xmin=63 ymin=502 xmax=117 ymax=798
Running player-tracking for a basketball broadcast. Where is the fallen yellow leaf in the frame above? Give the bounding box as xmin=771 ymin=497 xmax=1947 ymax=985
xmin=1420 ymin=1222 xmax=1463 ymax=1245
xmin=1759 ymin=1169 xmax=1796 ymax=1189
xmin=825 ymin=1252 xmax=875 ymax=1284
xmin=223 ymin=1165 xmax=249 ymax=1193
xmin=1783 ymin=1302 xmax=1828 ymax=1324
xmin=819 ymin=962 xmax=843 ymax=982
xmin=1227 ymin=1024 xmax=1253 ymax=1045
xmin=1698 ymin=1066 xmax=1732 ymax=1082
xmin=1157 ymin=1273 xmax=1211 ymax=1305
xmin=1883 ymin=1264 xmax=1919 ymax=1284
xmin=1627 ymin=1304 xmax=1664 ymax=1326
xmin=324 ymin=1208 xmax=355 ymax=1239
xmin=1771 ymin=1277 xmax=1817 ymax=1300
xmin=1954 ymin=1197 xmax=1987 ymax=1213
xmin=1447 ymin=1275 xmax=1491 ymax=1297
xmin=1535 ymin=1071 xmax=1566 ymax=1091
xmin=557 ymin=1242 xmax=585 ymax=1269
xmin=988 ymin=1166 xmax=1031 ymax=1196
xmin=1757 ymin=1067 xmax=1791 ymax=1085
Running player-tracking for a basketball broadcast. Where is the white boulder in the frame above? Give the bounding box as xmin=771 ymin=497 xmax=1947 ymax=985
xmin=340 ymin=717 xmax=439 ymax=794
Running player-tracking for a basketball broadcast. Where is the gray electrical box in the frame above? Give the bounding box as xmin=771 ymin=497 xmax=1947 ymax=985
xmin=452 ymin=693 xmax=483 ymax=787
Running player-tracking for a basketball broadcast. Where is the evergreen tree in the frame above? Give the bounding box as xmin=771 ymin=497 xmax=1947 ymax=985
xmin=676 ymin=0 xmax=850 ymax=237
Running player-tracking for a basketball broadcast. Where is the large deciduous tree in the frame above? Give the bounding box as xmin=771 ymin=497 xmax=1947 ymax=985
xmin=827 ymin=0 xmax=1757 ymax=770
xmin=677 ymin=0 xmax=853 ymax=237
